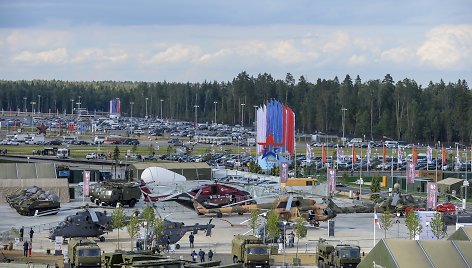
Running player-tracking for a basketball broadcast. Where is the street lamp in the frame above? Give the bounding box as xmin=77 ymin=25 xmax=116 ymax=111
xmin=282 ymin=221 xmax=287 ymax=266
xmin=145 ymin=98 xmax=149 ymax=119
xmin=240 ymin=103 xmax=246 ymax=127
xmin=213 ymin=101 xmax=218 ymax=124
xmin=160 ymin=99 xmax=164 ymax=120
xmin=37 ymin=95 xmax=41 ymax=113
xmin=130 ymin=102 xmax=134 ymax=121
xmin=30 ymin=101 xmax=36 ymax=115
xmin=359 ymin=177 xmax=364 ymax=198
xmin=341 ymin=107 xmax=348 ymax=146
xmin=463 ymin=179 xmax=469 ymax=210
xmin=194 ymin=105 xmax=199 ymax=137
xmin=23 ymin=97 xmax=27 ymax=113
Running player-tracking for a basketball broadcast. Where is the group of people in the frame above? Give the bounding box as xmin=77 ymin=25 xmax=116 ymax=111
xmin=19 ymin=226 xmax=34 ymax=257
xmin=191 ymin=249 xmax=213 ymax=262
xmin=278 ymin=231 xmax=295 ymax=248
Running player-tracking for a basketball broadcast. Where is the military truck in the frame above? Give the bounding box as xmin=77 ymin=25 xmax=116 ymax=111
xmin=316 ymin=238 xmax=361 ymax=268
xmin=68 ymin=238 xmax=101 ymax=268
xmin=93 ymin=181 xmax=141 ymax=207
xmin=232 ymin=234 xmax=270 ymax=268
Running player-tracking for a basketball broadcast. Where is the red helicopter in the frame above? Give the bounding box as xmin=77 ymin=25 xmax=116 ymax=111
xmin=163 ymin=183 xmax=256 ymax=212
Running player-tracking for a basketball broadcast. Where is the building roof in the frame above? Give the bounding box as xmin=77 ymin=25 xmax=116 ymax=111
xmin=129 ymin=162 xmax=210 ymax=171
xmin=358 ymin=239 xmax=472 ymax=268
xmin=437 ymin=177 xmax=464 ymax=186
xmin=448 ymin=226 xmax=472 ymax=241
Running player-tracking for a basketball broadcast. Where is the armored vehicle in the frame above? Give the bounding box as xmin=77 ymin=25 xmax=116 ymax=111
xmin=231 ymin=235 xmax=270 ymax=268
xmin=316 ymin=238 xmax=361 ymax=268
xmin=6 ymin=186 xmax=60 ymax=216
xmin=68 ymin=237 xmax=101 ymax=268
xmin=92 ymin=181 xmax=141 ymax=207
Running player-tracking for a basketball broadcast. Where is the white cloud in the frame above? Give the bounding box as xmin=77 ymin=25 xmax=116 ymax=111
xmin=12 ymin=48 xmax=68 ymax=64
xmin=72 ymin=48 xmax=128 ymax=63
xmin=197 ymin=48 xmax=233 ymax=63
xmin=266 ymin=40 xmax=318 ymax=64
xmin=146 ymin=44 xmax=202 ymax=64
xmin=6 ymin=30 xmax=70 ymax=50
xmin=381 ymin=47 xmax=415 ymax=64
xmin=417 ymin=25 xmax=472 ymax=69
xmin=348 ymin=54 xmax=368 ymax=65
xmin=322 ymin=31 xmax=349 ymax=54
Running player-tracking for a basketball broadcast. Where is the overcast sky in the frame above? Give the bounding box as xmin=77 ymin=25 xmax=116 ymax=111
xmin=1 ymin=0 xmax=471 ymax=86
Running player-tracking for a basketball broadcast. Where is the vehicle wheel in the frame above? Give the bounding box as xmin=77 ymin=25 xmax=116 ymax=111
xmin=95 ymin=199 xmax=100 ymax=205
xmin=99 ymin=236 xmax=105 ymax=242
xmin=90 ymin=197 xmax=95 ymax=202
xmin=176 ymin=244 xmax=180 ymax=249
xmin=238 ymin=212 xmax=243 ymax=215
xmin=216 ymin=212 xmax=223 ymax=218
xmin=129 ymin=199 xmax=136 ymax=208
xmin=233 ymin=256 xmax=238 ymax=263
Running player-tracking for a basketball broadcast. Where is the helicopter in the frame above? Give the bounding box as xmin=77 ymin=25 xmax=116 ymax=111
xmin=192 ymin=194 xmax=336 ymax=227
xmin=47 ymin=206 xmax=112 ymax=242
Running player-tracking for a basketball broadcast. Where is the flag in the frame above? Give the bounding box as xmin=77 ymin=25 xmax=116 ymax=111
xmin=352 ymin=145 xmax=357 ymax=163
xmin=336 ymin=144 xmax=342 ymax=163
xmin=374 ymin=211 xmax=381 ymax=229
xmin=383 ymin=143 xmax=387 ymax=164
xmin=427 ymin=146 xmax=433 ymax=163
xmin=412 ymin=146 xmax=418 ymax=164
xmin=306 ymin=144 xmax=312 ymax=162
xmin=322 ymin=144 xmax=327 ymax=164
xmin=397 ymin=145 xmax=402 ymax=164
xmin=456 ymin=144 xmax=461 ymax=166
xmin=367 ymin=143 xmax=371 ymax=164
xmin=442 ymin=145 xmax=446 ymax=165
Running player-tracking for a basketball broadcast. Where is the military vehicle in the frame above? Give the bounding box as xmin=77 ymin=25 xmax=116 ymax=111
xmin=194 ymin=194 xmax=336 ymax=227
xmin=92 ymin=181 xmax=141 ymax=207
xmin=68 ymin=237 xmax=101 ymax=268
xmin=322 ymin=197 xmax=375 ymax=214
xmin=6 ymin=186 xmax=60 ymax=216
xmin=48 ymin=206 xmax=113 ymax=242
xmin=316 ymin=238 xmax=361 ymax=268
xmin=231 ymin=234 xmax=271 ymax=268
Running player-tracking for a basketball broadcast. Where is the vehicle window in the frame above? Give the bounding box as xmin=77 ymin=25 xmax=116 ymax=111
xmin=306 ymin=181 xmax=313 ymax=186
xmin=247 ymin=247 xmax=269 ymax=254
xmin=78 ymin=249 xmax=101 ymax=257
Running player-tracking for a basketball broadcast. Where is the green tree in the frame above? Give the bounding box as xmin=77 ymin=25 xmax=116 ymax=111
xmin=113 ymin=145 xmax=120 ymax=179
xmin=405 ymin=211 xmax=423 ymax=240
xmin=430 ymin=212 xmax=446 ymax=239
xmin=370 ymin=176 xmax=381 ymax=193
xmin=293 ymin=218 xmax=307 ymax=263
xmin=132 ymin=143 xmax=137 ymax=153
xmin=142 ymin=206 xmax=156 ymax=249
xmin=127 ymin=214 xmax=141 ymax=251
xmin=153 ymin=217 xmax=165 ymax=246
xmin=379 ymin=211 xmax=394 ymax=239
xmin=266 ymin=210 xmax=280 ymax=243
xmin=249 ymin=209 xmax=261 ymax=235
xmin=112 ymin=206 xmax=127 ymax=249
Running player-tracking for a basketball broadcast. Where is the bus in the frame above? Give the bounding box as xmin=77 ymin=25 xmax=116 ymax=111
xmin=384 ymin=141 xmax=398 ymax=148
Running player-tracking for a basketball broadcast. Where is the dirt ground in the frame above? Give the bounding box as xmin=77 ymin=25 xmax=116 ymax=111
xmin=0 ymin=249 xmax=64 ymax=267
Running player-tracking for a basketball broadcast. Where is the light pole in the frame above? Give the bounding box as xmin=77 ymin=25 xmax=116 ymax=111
xmin=130 ymin=102 xmax=134 ymax=121
xmin=463 ymin=179 xmax=469 ymax=210
xmin=341 ymin=107 xmax=347 ymax=146
xmin=240 ymin=103 xmax=246 ymax=127
xmin=213 ymin=101 xmax=218 ymax=124
xmin=145 ymin=97 xmax=149 ymax=119
xmin=359 ymin=177 xmax=364 ymax=198
xmin=160 ymin=99 xmax=164 ymax=120
xmin=23 ymin=97 xmax=27 ymax=113
xmin=283 ymin=221 xmax=287 ymax=266
xmin=70 ymin=99 xmax=74 ymax=115
xmin=194 ymin=105 xmax=199 ymax=137
xmin=37 ymin=95 xmax=41 ymax=113
xmin=30 ymin=101 xmax=36 ymax=132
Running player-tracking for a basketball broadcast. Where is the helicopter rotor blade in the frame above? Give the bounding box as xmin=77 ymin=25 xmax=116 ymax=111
xmin=285 ymin=194 xmax=293 ymax=212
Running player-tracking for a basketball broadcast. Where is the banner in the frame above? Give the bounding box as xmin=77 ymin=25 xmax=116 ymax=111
xmin=383 ymin=144 xmax=386 ymax=164
xmin=442 ymin=146 xmax=446 ymax=165
xmin=322 ymin=144 xmax=327 ymax=164
xmin=352 ymin=145 xmax=357 ymax=163
xmin=406 ymin=161 xmax=415 ymax=183
xmin=427 ymin=182 xmax=438 ymax=209
xmin=412 ymin=146 xmax=418 ymax=164
xmin=367 ymin=143 xmax=371 ymax=164
xmin=397 ymin=145 xmax=402 ymax=164
xmin=327 ymin=167 xmax=336 ymax=193
xmin=306 ymin=144 xmax=312 ymax=163
xmin=426 ymin=146 xmax=433 ymax=163
xmin=83 ymin=171 xmax=90 ymax=196
xmin=280 ymin=162 xmax=288 ymax=183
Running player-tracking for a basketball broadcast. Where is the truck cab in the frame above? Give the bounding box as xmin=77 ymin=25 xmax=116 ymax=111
xmin=317 ymin=238 xmax=361 ymax=268
xmin=232 ymin=234 xmax=270 ymax=268
xmin=68 ymin=238 xmax=101 ymax=268
xmin=56 ymin=148 xmax=70 ymax=159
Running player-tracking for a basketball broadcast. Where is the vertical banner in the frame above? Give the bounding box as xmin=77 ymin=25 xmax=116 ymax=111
xmin=367 ymin=143 xmax=371 ymax=165
xmin=383 ymin=144 xmax=387 ymax=164
xmin=412 ymin=146 xmax=418 ymax=164
xmin=280 ymin=162 xmax=288 ymax=183
xmin=352 ymin=145 xmax=357 ymax=163
xmin=68 ymin=122 xmax=75 ymax=132
xmin=322 ymin=144 xmax=327 ymax=164
xmin=327 ymin=167 xmax=337 ymax=193
xmin=406 ymin=162 xmax=415 ymax=183
xmin=427 ymin=182 xmax=438 ymax=209
xmin=83 ymin=171 xmax=90 ymax=196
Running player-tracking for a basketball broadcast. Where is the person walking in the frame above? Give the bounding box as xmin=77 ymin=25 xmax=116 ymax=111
xmin=19 ymin=226 xmax=24 ymax=242
xmin=208 ymin=249 xmax=214 ymax=261
xmin=29 ymin=228 xmax=34 ymax=241
xmin=191 ymin=250 xmax=197 ymax=262
xmin=198 ymin=249 xmax=205 ymax=262
xmin=23 ymin=240 xmax=28 ymax=257
xmin=189 ymin=232 xmax=195 ymax=248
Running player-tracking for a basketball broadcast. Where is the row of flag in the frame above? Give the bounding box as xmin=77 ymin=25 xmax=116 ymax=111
xmin=305 ymin=143 xmax=471 ymax=166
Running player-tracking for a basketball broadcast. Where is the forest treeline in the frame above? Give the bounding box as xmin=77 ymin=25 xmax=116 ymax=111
xmin=0 ymin=72 xmax=470 ymax=144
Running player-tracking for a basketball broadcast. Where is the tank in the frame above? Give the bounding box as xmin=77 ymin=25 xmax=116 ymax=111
xmin=6 ymin=186 xmax=60 ymax=216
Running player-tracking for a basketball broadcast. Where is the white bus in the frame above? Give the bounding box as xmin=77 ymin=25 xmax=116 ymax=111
xmin=384 ymin=141 xmax=398 ymax=148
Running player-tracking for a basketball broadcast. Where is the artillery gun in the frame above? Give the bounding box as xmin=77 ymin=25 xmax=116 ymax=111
xmin=6 ymin=186 xmax=60 ymax=216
